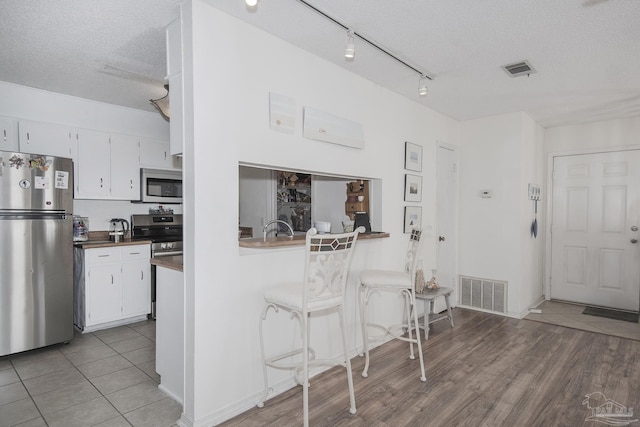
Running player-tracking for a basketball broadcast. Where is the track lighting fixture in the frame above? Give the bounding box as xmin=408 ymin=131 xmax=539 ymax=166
xmin=244 ymin=0 xmax=434 ymax=95
xmin=344 ymin=29 xmax=355 ymax=60
xmin=418 ymin=75 xmax=428 ymax=96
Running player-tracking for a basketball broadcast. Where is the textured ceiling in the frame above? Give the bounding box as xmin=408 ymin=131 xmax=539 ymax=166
xmin=1 ymin=0 xmax=639 ymax=128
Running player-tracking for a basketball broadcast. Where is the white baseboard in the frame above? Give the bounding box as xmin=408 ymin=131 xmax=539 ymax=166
xmin=79 ymin=314 xmax=149 ymax=333
xmin=181 ymin=345 xmax=384 ymax=426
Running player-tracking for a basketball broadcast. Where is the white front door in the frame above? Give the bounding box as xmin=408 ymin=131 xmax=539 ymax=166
xmin=550 ymin=150 xmax=640 ymax=311
xmin=436 ymin=144 xmax=458 ymax=293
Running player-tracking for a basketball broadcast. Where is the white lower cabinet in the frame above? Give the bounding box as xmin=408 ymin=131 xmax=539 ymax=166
xmin=121 ymin=246 xmax=151 ymax=317
xmin=74 ymin=244 xmax=151 ymax=332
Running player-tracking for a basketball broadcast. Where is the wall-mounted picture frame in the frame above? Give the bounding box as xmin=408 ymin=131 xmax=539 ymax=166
xmin=404 ymin=206 xmax=422 ymax=234
xmin=404 ymin=141 xmax=423 ymax=172
xmin=404 ymin=174 xmax=422 ymax=202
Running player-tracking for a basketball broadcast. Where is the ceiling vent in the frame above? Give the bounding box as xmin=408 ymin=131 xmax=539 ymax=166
xmin=502 ymin=60 xmax=536 ymax=77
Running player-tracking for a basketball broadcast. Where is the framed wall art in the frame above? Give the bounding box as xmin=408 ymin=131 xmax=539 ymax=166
xmin=404 ymin=174 xmax=422 ymax=202
xmin=404 ymin=141 xmax=422 ymax=172
xmin=404 ymin=206 xmax=422 ymax=234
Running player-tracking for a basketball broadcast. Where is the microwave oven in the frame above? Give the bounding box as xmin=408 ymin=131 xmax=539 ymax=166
xmin=140 ymin=168 xmax=182 ymax=203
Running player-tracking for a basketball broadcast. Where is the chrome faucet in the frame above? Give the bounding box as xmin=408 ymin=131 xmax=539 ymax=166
xmin=263 ymin=219 xmax=294 ymax=241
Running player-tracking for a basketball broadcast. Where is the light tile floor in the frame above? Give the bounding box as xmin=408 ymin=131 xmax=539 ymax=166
xmin=525 ymin=300 xmax=640 ymax=341
xmin=0 ymin=320 xmax=182 ymax=427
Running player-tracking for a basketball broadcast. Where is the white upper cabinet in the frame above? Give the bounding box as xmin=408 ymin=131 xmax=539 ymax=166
xmin=110 ymin=133 xmax=140 ymax=200
xmin=19 ymin=120 xmax=75 ymax=159
xmin=166 ymin=17 xmax=184 ymax=156
xmin=76 ymin=130 xmax=142 ymax=201
xmin=139 ymin=137 xmax=180 ymax=170
xmin=168 ymin=73 xmax=184 ymax=157
xmin=75 ymin=129 xmax=110 ymax=199
xmin=0 ymin=117 xmax=19 ymax=152
xmin=166 ymin=18 xmax=182 ymax=79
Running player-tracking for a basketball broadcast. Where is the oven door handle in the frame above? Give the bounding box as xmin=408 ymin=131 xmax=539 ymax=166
xmin=153 ymin=251 xmax=183 ymax=257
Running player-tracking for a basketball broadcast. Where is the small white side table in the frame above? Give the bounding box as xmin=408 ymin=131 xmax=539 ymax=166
xmin=415 ymin=287 xmax=454 ymax=339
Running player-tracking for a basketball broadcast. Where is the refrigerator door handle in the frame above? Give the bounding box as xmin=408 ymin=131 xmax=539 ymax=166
xmin=0 ymin=212 xmax=68 ymax=220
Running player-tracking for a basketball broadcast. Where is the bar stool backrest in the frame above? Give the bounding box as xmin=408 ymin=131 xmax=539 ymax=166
xmin=405 ymin=228 xmax=423 ymax=288
xmin=303 ymin=227 xmax=363 ymax=309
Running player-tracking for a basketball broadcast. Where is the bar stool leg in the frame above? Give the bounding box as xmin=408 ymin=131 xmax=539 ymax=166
xmin=404 ymin=291 xmax=415 ymax=360
xmin=411 ymin=291 xmax=427 ymax=382
xmin=445 ymin=293 xmax=454 ymax=328
xmin=257 ymin=303 xmax=278 ymax=408
xmin=339 ymin=306 xmax=357 ymax=415
xmin=360 ymin=286 xmax=371 ymax=378
xmin=302 ymin=313 xmax=310 ymax=427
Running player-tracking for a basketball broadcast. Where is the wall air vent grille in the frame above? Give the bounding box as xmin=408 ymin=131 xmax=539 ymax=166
xmin=502 ymin=60 xmax=536 ymax=77
xmin=459 ymin=275 xmax=507 ymax=314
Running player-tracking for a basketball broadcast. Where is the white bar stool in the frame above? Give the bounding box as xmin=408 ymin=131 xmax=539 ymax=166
xmin=415 ymin=287 xmax=454 ymax=339
xmin=257 ymin=227 xmax=364 ymax=427
xmin=358 ymin=228 xmax=426 ymax=382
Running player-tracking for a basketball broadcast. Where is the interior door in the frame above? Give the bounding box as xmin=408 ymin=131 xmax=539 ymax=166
xmin=550 ymin=150 xmax=640 ymax=311
xmin=436 ymin=144 xmax=458 ymax=294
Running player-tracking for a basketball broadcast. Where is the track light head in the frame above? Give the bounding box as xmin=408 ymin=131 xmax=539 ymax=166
xmin=418 ymin=75 xmax=428 ymax=96
xmin=344 ymin=30 xmax=355 ymax=60
xmin=245 ymin=0 xmax=258 ymax=7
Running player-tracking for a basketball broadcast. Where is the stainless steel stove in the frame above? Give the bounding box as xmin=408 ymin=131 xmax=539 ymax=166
xmin=131 ymin=214 xmax=183 ymax=319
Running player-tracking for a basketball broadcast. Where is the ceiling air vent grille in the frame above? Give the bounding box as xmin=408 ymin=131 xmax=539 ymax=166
xmin=502 ymin=60 xmax=536 ymax=77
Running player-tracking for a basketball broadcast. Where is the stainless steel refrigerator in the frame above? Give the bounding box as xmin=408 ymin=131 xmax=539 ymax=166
xmin=0 ymin=150 xmax=74 ymax=356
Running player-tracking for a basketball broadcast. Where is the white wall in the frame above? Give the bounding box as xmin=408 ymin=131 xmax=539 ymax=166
xmin=312 ymin=176 xmax=352 ymax=233
xmin=238 ymin=166 xmax=273 ymax=238
xmin=0 ymin=81 xmax=174 ymax=228
xmin=545 ymin=116 xmax=640 ymax=153
xmin=181 ymin=1 xmax=459 ymax=425
xmin=458 ymin=112 xmax=545 ymax=317
xmin=520 ymin=117 xmax=545 ymax=310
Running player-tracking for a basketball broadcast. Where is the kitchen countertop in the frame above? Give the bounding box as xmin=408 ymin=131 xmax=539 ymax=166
xmin=151 ymin=255 xmax=183 ymax=272
xmin=73 ymin=238 xmax=152 ymax=249
xmin=238 ymin=231 xmax=390 ymax=248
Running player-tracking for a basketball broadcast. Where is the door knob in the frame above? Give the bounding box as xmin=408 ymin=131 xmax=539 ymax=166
xmin=631 ymin=239 xmax=638 ymax=244
xmin=438 ymin=236 xmax=446 ymax=242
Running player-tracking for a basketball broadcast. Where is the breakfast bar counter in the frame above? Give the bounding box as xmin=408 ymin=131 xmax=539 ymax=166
xmin=238 ymin=232 xmax=390 ymax=248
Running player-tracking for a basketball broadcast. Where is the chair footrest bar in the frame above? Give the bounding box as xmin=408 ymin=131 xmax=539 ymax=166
xmin=265 ymin=347 xmax=317 ymax=371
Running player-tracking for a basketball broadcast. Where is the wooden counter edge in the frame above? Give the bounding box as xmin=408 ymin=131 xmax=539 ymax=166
xmin=150 ymin=256 xmax=184 ymax=272
xmin=74 ymin=239 xmax=153 ymax=249
xmin=238 ymin=232 xmax=390 ymax=248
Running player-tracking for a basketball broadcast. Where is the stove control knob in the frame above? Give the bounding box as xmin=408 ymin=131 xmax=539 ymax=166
xmin=161 ymin=243 xmax=167 ymax=249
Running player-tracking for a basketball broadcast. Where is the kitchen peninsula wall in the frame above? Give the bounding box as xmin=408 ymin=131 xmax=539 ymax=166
xmin=0 ymin=81 xmax=177 ymax=230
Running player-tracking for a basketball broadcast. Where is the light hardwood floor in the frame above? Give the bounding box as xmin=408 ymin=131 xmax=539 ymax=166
xmin=220 ymin=308 xmax=640 ymax=427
